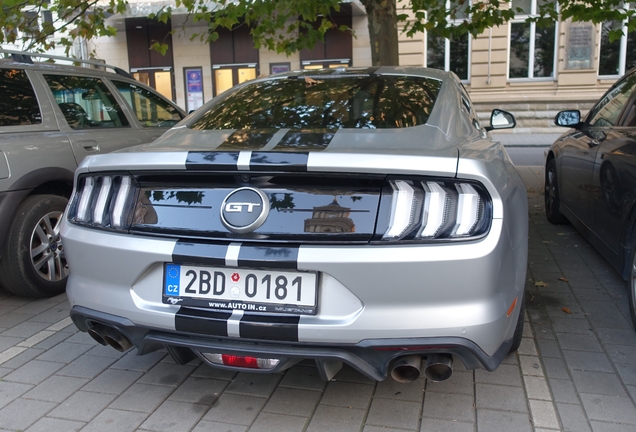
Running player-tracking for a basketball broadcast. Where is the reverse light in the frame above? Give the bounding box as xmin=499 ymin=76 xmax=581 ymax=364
xmin=381 ymin=178 xmax=490 ymax=241
xmin=202 ymin=353 xmax=280 ymax=369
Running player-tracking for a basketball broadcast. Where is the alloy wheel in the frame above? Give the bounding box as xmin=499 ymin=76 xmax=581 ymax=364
xmin=30 ymin=210 xmax=68 ymax=282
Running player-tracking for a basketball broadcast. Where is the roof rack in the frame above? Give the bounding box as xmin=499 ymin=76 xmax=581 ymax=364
xmin=0 ymin=49 xmax=134 ymax=79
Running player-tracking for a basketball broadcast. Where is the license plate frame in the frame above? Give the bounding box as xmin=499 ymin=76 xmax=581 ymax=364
xmin=162 ymin=263 xmax=318 ymax=315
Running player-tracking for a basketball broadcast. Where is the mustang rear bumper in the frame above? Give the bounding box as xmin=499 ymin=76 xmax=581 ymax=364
xmin=71 ymin=305 xmax=513 ymax=381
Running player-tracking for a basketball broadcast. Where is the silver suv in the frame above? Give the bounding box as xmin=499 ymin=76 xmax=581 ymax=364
xmin=0 ymin=50 xmax=185 ymax=297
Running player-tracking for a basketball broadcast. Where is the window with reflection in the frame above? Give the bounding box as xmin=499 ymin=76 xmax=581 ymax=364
xmin=509 ymin=0 xmax=557 ymax=79
xmin=112 ymin=80 xmax=183 ymax=127
xmin=598 ymin=3 xmax=636 ymax=77
xmin=0 ymin=69 xmax=41 ymax=126
xmin=586 ymin=75 xmax=636 ymax=127
xmin=191 ymin=74 xmax=442 ymax=130
xmin=425 ymin=0 xmax=470 ymax=80
xmin=44 ymin=75 xmax=129 ymax=129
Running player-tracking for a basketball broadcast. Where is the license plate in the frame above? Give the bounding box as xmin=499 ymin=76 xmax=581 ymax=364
xmin=163 ymin=264 xmax=318 ymax=315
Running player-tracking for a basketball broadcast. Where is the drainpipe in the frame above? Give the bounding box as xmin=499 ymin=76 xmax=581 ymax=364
xmin=487 ymin=28 xmax=492 ymax=85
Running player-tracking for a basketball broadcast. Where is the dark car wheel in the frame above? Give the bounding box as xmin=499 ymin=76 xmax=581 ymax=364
xmin=508 ymin=296 xmax=525 ymax=353
xmin=545 ymin=158 xmax=569 ymax=224
xmin=0 ymin=195 xmax=69 ymax=297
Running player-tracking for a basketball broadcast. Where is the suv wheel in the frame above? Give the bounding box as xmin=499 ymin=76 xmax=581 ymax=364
xmin=545 ymin=158 xmax=569 ymax=224
xmin=0 ymin=195 xmax=69 ymax=297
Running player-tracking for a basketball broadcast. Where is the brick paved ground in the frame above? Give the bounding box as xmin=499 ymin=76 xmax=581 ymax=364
xmin=0 ymin=165 xmax=634 ymax=431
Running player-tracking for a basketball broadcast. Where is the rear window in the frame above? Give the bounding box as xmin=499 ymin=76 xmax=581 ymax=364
xmin=0 ymin=69 xmax=42 ymax=126
xmin=191 ymin=75 xmax=442 ymax=130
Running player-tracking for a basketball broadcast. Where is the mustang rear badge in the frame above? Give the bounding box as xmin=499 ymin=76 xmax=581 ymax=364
xmin=220 ymin=187 xmax=270 ymax=234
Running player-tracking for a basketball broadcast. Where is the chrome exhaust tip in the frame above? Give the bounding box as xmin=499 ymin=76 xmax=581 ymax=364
xmin=423 ymin=354 xmax=453 ymax=382
xmin=87 ymin=324 xmax=109 ymax=346
xmin=103 ymin=329 xmax=134 ymax=352
xmin=390 ymin=355 xmax=423 ymax=383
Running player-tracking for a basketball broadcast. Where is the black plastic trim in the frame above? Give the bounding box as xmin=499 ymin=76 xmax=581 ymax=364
xmin=239 ymin=314 xmax=300 ymax=342
xmin=175 ymin=307 xmax=231 ymax=336
xmin=173 ymin=241 xmax=227 ymax=266
xmin=237 ymin=244 xmax=299 ymax=269
xmin=250 ymin=152 xmax=309 ymax=171
xmin=186 ymin=152 xmax=240 ymax=170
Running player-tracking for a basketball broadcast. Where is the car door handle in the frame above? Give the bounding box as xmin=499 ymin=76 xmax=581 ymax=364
xmin=78 ymin=140 xmax=100 ymax=152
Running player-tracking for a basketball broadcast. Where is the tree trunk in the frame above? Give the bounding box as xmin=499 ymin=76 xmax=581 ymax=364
xmin=361 ymin=0 xmax=400 ymax=66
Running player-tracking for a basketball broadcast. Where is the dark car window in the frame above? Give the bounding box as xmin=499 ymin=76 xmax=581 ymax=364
xmin=587 ymin=74 xmax=636 ymax=127
xmin=44 ymin=75 xmax=130 ymax=129
xmin=112 ymin=80 xmax=183 ymax=127
xmin=0 ymin=69 xmax=42 ymax=126
xmin=191 ymin=75 xmax=442 ymax=130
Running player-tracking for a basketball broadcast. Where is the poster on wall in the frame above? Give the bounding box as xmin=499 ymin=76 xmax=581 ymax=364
xmin=566 ymin=22 xmax=595 ymax=70
xmin=185 ymin=67 xmax=204 ymax=112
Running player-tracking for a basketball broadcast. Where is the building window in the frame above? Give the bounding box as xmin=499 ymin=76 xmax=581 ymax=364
xmin=425 ymin=1 xmax=470 ymax=81
xmin=598 ymin=3 xmax=636 ymax=77
xmin=509 ymin=0 xmax=557 ymax=79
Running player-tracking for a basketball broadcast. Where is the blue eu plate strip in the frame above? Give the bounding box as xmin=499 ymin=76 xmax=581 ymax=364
xmin=165 ymin=264 xmax=181 ymax=296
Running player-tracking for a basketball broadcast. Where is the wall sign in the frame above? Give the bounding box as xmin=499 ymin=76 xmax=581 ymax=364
xmin=184 ymin=67 xmax=204 ymax=112
xmin=566 ymin=22 xmax=595 ymax=70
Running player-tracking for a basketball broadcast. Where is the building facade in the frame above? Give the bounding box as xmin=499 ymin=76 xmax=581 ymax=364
xmin=85 ymin=0 xmax=635 ymax=131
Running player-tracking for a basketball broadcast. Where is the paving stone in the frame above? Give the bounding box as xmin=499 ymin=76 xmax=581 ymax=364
xmin=225 ymin=372 xmax=282 ymax=397
xmin=476 ymin=409 xmax=533 ymax=432
xmin=64 ymin=331 xmax=98 ymax=345
xmin=306 ymin=405 xmax=366 ymax=432
xmin=249 ymin=412 xmax=308 ymax=432
xmin=419 ymin=418 xmax=475 ymax=432
xmin=529 ymin=399 xmax=560 ymax=429
xmin=475 ymin=363 xmax=523 ymax=387
xmin=80 ymin=408 xmax=148 ymax=432
xmin=0 ymin=381 xmax=33 ymax=410
xmin=422 ymin=391 xmax=474 ymax=422
xmin=605 ymin=344 xmax=636 ymax=365
xmin=0 ymin=347 xmax=45 ymax=369
xmin=571 ymin=370 xmax=628 ymax=397
xmin=556 ymin=333 xmax=604 ymax=352
xmin=476 ymin=383 xmax=528 ymax=413
xmin=1 ymin=320 xmax=50 ymax=338
xmin=191 ymin=421 xmax=247 ymax=432
xmin=23 ymin=375 xmax=88 ymax=402
xmin=524 ymin=375 xmax=553 ymax=400
xmin=550 ymin=317 xmax=594 ymax=335
xmin=531 ymin=323 xmax=557 ymax=340
xmin=24 ymin=417 xmax=85 ymax=432
xmin=364 ymin=426 xmax=418 ymax=432
xmin=110 ymin=350 xmax=166 ymax=372
xmin=191 ymin=363 xmax=237 ymax=381
xmin=202 ymin=393 xmax=266 ymax=425
xmin=56 ymin=354 xmax=117 ymax=379
xmin=365 ymin=397 xmax=421 ymax=430
xmin=3 ymin=359 xmax=64 ymax=385
xmin=320 ymin=380 xmax=374 ymax=409
xmin=557 ymin=403 xmax=592 ymax=432
xmin=589 ymin=420 xmax=636 ymax=432
xmin=0 ymin=398 xmax=56 ymax=430
xmin=168 ymin=376 xmax=229 ymax=405
xmin=549 ymin=378 xmax=580 ymax=404
xmin=32 ymin=329 xmax=74 ymax=350
xmin=580 ymin=394 xmax=636 ymax=425
xmin=35 ymin=341 xmax=92 ymax=363
xmin=536 ymin=338 xmax=563 ymax=358
xmin=82 ymin=368 xmax=142 ymax=395
xmin=518 ymin=337 xmax=539 ymax=356
xmin=374 ymin=376 xmax=425 ymax=402
xmin=262 ymin=386 xmax=321 ymax=417
xmin=0 ymin=313 xmax=35 ymax=329
xmin=563 ymin=350 xmax=614 ymax=373
xmin=614 ymin=363 xmax=636 ymax=386
xmin=139 ymin=400 xmax=208 ymax=432
xmin=110 ymin=383 xmax=175 ymax=413
xmin=426 ymin=370 xmax=474 ymax=396
xmin=137 ymin=362 xmax=196 ymax=388
xmin=519 ymin=355 xmax=545 ymax=377
xmin=596 ymin=329 xmax=636 ymax=346
xmin=278 ymin=365 xmax=325 ymax=391
xmin=48 ymin=390 xmax=116 ymax=422
xmin=28 ymin=307 xmax=73 ymax=325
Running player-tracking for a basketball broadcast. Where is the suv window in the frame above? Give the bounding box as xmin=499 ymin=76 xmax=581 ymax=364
xmin=112 ymin=80 xmax=183 ymax=128
xmin=44 ymin=75 xmax=129 ymax=129
xmin=0 ymin=69 xmax=42 ymax=126
xmin=191 ymin=75 xmax=442 ymax=130
xmin=587 ymin=75 xmax=636 ymax=127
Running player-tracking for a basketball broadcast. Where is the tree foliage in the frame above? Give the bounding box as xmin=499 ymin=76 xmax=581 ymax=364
xmin=1 ymin=0 xmax=635 ymax=65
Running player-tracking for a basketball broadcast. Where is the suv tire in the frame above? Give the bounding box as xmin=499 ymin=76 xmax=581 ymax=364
xmin=545 ymin=158 xmax=569 ymax=224
xmin=0 ymin=195 xmax=69 ymax=297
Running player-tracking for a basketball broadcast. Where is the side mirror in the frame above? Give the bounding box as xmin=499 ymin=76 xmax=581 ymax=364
xmin=554 ymin=110 xmax=581 ymax=128
xmin=486 ymin=109 xmax=516 ymax=131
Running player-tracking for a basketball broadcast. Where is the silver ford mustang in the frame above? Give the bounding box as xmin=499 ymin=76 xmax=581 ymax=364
xmin=61 ymin=67 xmax=528 ymax=383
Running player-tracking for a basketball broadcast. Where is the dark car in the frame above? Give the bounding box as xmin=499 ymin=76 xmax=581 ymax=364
xmin=545 ymin=67 xmax=636 ymax=327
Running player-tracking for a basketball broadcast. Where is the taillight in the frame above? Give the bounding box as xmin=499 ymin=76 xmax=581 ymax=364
xmin=67 ymin=174 xmax=136 ymax=230
xmin=202 ymin=353 xmax=280 ymax=370
xmin=379 ymin=179 xmax=491 ymax=242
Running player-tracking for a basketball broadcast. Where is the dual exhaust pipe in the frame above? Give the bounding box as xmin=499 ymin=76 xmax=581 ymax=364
xmin=390 ymin=354 xmax=453 ymax=383
xmin=87 ymin=324 xmax=134 ymax=352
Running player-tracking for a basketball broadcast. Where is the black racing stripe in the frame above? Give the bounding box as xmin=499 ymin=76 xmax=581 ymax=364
xmin=186 ymin=152 xmax=239 ymax=170
xmin=249 ymin=152 xmax=309 ymax=172
xmin=237 ymin=244 xmax=299 ymax=269
xmin=216 ymin=130 xmax=277 ymax=151
xmin=173 ymin=241 xmax=226 ymax=266
xmin=239 ymin=314 xmax=300 ymax=342
xmin=275 ymin=129 xmax=335 ymax=151
xmin=175 ymin=307 xmax=231 ymax=336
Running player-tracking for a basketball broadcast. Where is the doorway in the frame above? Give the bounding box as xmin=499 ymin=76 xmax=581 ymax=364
xmin=131 ymin=68 xmax=174 ymax=101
